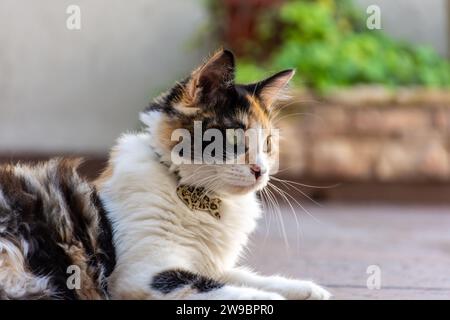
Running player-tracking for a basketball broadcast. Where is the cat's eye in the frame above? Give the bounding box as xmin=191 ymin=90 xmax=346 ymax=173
xmin=265 ymin=135 xmax=272 ymax=153
xmin=226 ymin=129 xmax=244 ymax=146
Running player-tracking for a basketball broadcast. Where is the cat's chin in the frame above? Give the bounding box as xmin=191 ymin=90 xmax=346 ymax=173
xmin=221 ymin=180 xmax=268 ymax=196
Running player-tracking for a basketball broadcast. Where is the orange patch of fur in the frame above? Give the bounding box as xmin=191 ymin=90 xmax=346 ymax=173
xmin=95 ymin=162 xmax=113 ymax=190
xmin=246 ymin=94 xmax=270 ymax=129
xmin=158 ymin=116 xmax=184 ymax=152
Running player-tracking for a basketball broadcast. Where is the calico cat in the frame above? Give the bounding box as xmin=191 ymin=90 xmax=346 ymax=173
xmin=0 ymin=49 xmax=330 ymax=300
xmin=97 ymin=50 xmax=330 ymax=300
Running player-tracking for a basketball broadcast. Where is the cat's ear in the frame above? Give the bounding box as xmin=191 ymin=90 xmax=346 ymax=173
xmin=255 ymin=69 xmax=295 ymax=108
xmin=187 ymin=49 xmax=235 ymax=103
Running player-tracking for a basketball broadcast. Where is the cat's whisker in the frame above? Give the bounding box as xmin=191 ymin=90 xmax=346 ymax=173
xmin=260 ymin=188 xmax=275 ymax=240
xmin=198 ymin=178 xmax=223 ymax=200
xmin=271 ymin=178 xmax=323 ymax=207
xmin=271 ymin=176 xmax=341 ymax=189
xmin=268 ymin=181 xmax=322 ymax=225
xmin=264 ymin=185 xmax=291 ymax=252
xmin=270 ymin=95 xmax=323 ymax=123
xmin=266 ymin=182 xmax=302 ymax=248
xmin=258 ymin=189 xmax=271 ymax=244
xmin=272 ymin=164 xmax=306 ymax=175
xmin=273 ymin=112 xmax=325 ymax=125
xmin=260 ymin=188 xmax=276 ymax=233
xmin=189 ymin=174 xmax=222 ymax=199
xmin=179 ymin=165 xmax=217 ymax=183
xmin=268 ymin=182 xmax=302 ymax=221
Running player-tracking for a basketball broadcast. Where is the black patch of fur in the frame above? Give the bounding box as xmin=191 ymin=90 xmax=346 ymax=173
xmin=151 ymin=269 xmax=224 ymax=294
xmin=91 ymin=189 xmax=116 ymax=290
xmin=146 ymin=81 xmax=253 ymax=125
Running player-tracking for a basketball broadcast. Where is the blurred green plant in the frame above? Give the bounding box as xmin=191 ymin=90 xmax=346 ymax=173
xmin=213 ymin=0 xmax=450 ymax=92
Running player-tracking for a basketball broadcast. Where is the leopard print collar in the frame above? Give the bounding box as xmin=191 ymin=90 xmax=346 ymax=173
xmin=176 ymin=185 xmax=221 ymax=219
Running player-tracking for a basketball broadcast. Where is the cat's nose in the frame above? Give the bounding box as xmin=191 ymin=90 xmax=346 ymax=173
xmin=250 ymin=164 xmax=266 ymax=180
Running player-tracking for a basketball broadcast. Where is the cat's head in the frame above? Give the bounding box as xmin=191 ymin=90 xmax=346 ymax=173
xmin=141 ymin=49 xmax=294 ymax=196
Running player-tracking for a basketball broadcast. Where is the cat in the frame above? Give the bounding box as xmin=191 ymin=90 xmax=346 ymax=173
xmin=96 ymin=49 xmax=331 ymax=300
xmin=0 ymin=49 xmax=330 ymax=300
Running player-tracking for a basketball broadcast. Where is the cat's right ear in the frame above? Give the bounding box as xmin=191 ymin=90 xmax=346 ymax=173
xmin=186 ymin=49 xmax=235 ymax=104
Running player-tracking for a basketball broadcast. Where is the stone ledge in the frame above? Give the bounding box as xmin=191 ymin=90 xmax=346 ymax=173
xmin=279 ymin=88 xmax=450 ymax=182
xmin=322 ymin=86 xmax=450 ymax=106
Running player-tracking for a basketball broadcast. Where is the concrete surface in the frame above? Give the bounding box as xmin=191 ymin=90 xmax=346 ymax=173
xmin=245 ymin=204 xmax=450 ymax=299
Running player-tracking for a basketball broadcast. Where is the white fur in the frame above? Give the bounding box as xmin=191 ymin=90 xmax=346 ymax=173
xmin=0 ymin=239 xmax=51 ymax=299
xmin=100 ymin=112 xmax=330 ymax=300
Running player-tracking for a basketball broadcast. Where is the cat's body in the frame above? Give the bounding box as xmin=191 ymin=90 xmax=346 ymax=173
xmin=0 ymin=50 xmax=330 ymax=300
xmin=0 ymin=159 xmax=115 ymax=299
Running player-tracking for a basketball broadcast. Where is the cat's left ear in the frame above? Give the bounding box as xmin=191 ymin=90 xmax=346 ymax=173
xmin=187 ymin=49 xmax=235 ymax=103
xmin=254 ymin=69 xmax=295 ymax=108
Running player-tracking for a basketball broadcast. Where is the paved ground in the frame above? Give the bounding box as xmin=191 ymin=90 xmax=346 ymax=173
xmin=244 ymin=204 xmax=450 ymax=300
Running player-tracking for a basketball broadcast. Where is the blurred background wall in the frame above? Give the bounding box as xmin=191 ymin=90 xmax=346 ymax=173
xmin=355 ymin=0 xmax=449 ymax=58
xmin=0 ymin=0 xmax=207 ymax=154
xmin=0 ymin=0 xmax=448 ymax=154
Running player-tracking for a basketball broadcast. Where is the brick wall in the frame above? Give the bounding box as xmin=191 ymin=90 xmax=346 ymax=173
xmin=280 ymin=88 xmax=450 ymax=182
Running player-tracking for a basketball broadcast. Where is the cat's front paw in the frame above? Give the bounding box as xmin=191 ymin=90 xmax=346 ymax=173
xmin=296 ymin=281 xmax=331 ymax=300
xmin=265 ymin=279 xmax=331 ymax=300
